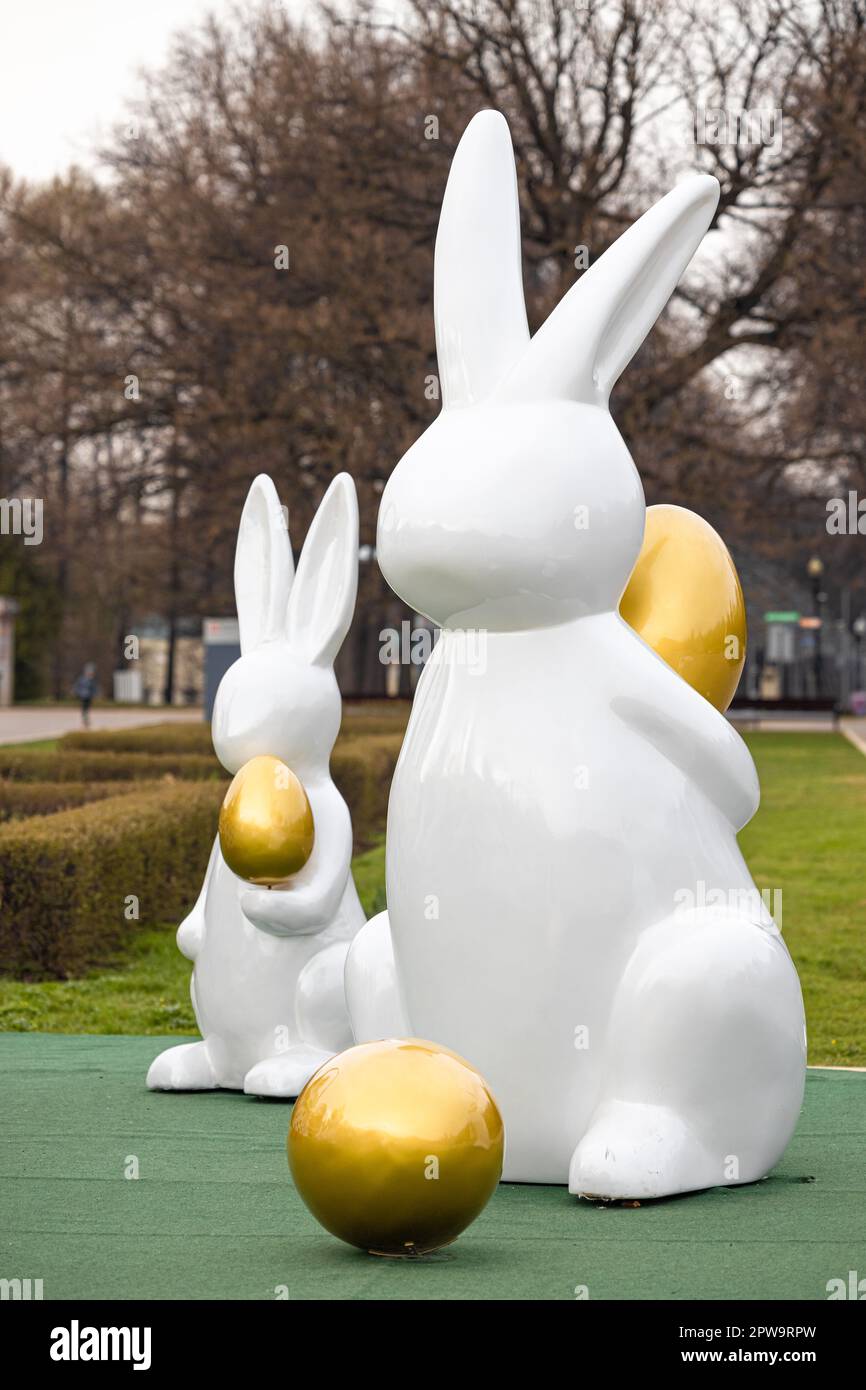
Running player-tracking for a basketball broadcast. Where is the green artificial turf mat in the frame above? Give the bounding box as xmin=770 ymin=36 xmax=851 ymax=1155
xmin=1 ymin=1034 xmax=864 ymax=1300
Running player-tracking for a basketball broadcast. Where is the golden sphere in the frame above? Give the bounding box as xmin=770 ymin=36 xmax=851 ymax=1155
xmin=620 ymin=504 xmax=747 ymax=713
xmin=218 ymin=754 xmax=314 ymax=886
xmin=288 ymin=1039 xmax=504 ymax=1257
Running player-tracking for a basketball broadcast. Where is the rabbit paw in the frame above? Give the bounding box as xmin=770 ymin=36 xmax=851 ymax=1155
xmin=568 ymin=1100 xmax=717 ymax=1201
xmin=241 ymin=888 xmax=322 ymax=937
xmin=243 ymin=1046 xmax=332 ymax=1099
xmin=147 ymin=1040 xmax=217 ymax=1091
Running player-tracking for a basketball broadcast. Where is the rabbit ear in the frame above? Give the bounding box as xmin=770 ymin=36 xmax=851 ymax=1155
xmin=504 ymin=174 xmax=720 ymax=405
xmin=234 ymin=474 xmax=294 ymax=655
xmin=286 ymin=473 xmax=359 ymax=667
xmin=435 ymin=110 xmax=530 ymax=408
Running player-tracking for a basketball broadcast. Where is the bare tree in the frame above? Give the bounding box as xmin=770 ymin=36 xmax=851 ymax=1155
xmin=1 ymin=0 xmax=864 ymax=695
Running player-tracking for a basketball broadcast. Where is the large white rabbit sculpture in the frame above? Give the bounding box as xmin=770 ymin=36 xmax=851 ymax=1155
xmin=346 ymin=111 xmax=806 ymax=1197
xmin=148 ymin=472 xmax=364 ymax=1098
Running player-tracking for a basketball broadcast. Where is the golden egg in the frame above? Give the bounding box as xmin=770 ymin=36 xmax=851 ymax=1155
xmin=288 ymin=1039 xmax=504 ymax=1257
xmin=218 ymin=754 xmax=314 ymax=886
xmin=620 ymin=504 xmax=747 ymax=713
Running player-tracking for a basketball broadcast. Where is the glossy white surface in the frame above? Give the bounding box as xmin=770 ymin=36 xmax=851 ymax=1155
xmin=148 ymin=473 xmax=364 ymax=1097
xmin=345 ymin=910 xmax=410 ymax=1042
xmin=347 ymin=111 xmax=806 ymax=1195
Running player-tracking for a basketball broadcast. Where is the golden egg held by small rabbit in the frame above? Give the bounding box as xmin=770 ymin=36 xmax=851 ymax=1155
xmin=219 ymin=754 xmax=314 ymax=886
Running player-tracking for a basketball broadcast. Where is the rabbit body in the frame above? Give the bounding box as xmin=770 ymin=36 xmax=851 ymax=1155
xmin=181 ymin=793 xmax=362 ymax=1092
xmin=381 ymin=611 xmax=804 ymax=1185
xmin=148 ymin=472 xmax=363 ymax=1098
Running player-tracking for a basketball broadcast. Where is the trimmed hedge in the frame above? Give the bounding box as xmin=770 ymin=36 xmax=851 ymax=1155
xmin=57 ymin=704 xmax=410 ymax=755
xmin=1 ymin=731 xmax=405 ymax=791
xmin=0 ymin=780 xmax=155 ymax=823
xmin=332 ymin=734 xmax=403 ymax=847
xmin=340 ymin=701 xmax=411 ymax=739
xmin=339 ymin=716 xmax=411 ymax=739
xmin=61 ymin=722 xmax=214 ymax=755
xmin=0 ymin=733 xmax=404 ymax=978
xmin=0 ymin=782 xmax=223 ymax=979
xmin=0 ymin=750 xmax=225 ymax=782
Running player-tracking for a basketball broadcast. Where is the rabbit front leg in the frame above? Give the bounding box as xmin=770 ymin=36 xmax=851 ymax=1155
xmin=568 ymin=908 xmax=806 ymax=1200
xmin=242 ymin=940 xmax=355 ymax=1098
xmin=612 ymin=628 xmax=760 ymax=832
xmin=241 ymin=788 xmax=362 ymax=1098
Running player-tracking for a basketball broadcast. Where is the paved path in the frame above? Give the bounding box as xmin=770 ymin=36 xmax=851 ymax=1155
xmin=731 ymin=720 xmax=836 ymax=732
xmin=840 ymin=717 xmax=866 ymax=758
xmin=0 ymin=706 xmax=202 ymax=745
xmin=728 ymin=716 xmax=866 ymax=740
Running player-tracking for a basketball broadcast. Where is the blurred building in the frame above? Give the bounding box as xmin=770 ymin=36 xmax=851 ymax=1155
xmin=0 ymin=598 xmax=20 ymax=706
xmin=732 ymin=549 xmax=864 ymax=706
xmin=118 ymin=616 xmax=203 ymax=706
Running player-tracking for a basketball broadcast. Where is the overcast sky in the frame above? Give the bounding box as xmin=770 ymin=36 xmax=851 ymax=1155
xmin=0 ymin=1 xmax=308 ymax=181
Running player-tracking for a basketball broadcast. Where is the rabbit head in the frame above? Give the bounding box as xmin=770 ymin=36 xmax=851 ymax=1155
xmin=377 ymin=110 xmax=719 ymax=632
xmin=212 ymin=472 xmax=359 ymax=777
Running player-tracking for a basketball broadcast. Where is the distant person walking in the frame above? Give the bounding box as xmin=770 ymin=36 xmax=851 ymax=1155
xmin=72 ymin=663 xmax=98 ymax=728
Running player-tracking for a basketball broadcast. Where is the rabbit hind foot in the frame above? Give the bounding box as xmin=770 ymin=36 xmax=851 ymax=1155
xmin=146 ymin=1040 xmax=218 ymax=1091
xmin=568 ymin=1100 xmax=717 ymax=1201
xmin=243 ymin=1046 xmax=332 ymax=1099
xmin=568 ymin=909 xmax=805 ymax=1201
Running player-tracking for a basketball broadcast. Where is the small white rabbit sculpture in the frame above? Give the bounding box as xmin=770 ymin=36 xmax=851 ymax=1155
xmin=148 ymin=472 xmax=364 ymax=1098
xmin=346 ymin=111 xmax=807 ymax=1196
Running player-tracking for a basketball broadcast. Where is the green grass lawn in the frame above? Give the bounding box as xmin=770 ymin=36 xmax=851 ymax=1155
xmin=739 ymin=732 xmax=866 ymax=1067
xmin=0 ymin=732 xmax=863 ymax=1065
xmin=0 ymin=842 xmax=387 ymax=1036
